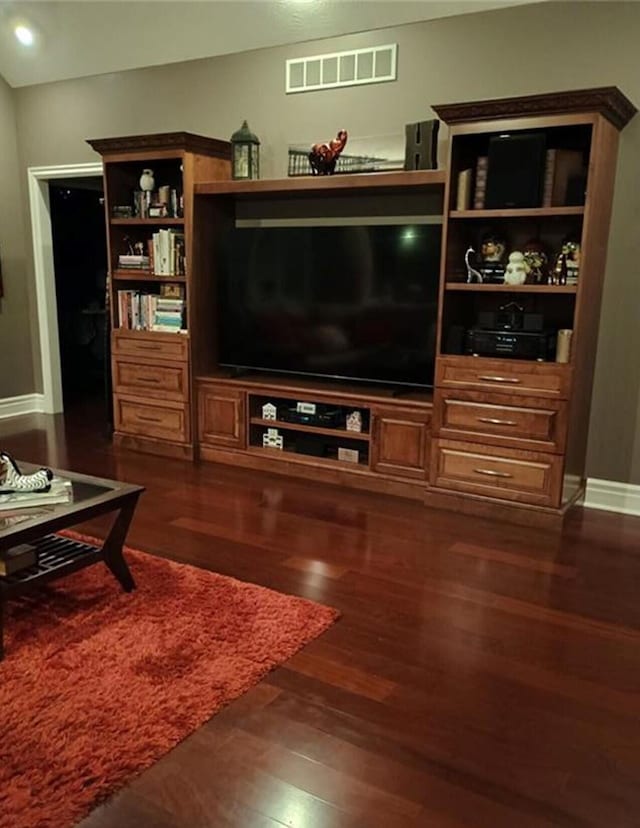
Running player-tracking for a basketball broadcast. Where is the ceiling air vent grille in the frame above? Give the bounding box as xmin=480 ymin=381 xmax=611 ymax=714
xmin=286 ymin=44 xmax=397 ymax=94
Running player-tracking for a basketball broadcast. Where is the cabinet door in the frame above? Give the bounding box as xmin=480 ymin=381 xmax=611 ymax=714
xmin=198 ymin=386 xmax=245 ymax=448
xmin=372 ymin=408 xmax=430 ymax=480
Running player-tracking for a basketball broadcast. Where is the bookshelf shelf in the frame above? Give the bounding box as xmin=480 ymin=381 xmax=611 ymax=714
xmin=114 ymin=327 xmax=189 ymax=341
xmin=110 ymin=217 xmax=185 ymax=226
xmin=445 ymin=283 xmax=578 ymax=294
xmin=112 ymin=269 xmax=187 ymax=282
xmin=449 ymin=206 xmax=585 ymax=219
xmin=196 ymin=169 xmax=446 ymax=196
xmin=249 ymin=417 xmax=371 ymax=442
xmin=247 ymin=445 xmax=369 ymax=472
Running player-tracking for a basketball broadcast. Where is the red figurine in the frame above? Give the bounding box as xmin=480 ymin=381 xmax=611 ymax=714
xmin=309 ymin=129 xmax=348 ymax=175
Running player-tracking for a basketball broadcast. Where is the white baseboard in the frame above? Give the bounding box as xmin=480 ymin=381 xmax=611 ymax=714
xmin=0 ymin=393 xmax=46 ymax=420
xmin=585 ymin=478 xmax=640 ymax=517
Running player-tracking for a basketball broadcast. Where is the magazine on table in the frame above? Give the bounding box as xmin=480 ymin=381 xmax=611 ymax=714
xmin=0 ymin=477 xmax=73 ymax=511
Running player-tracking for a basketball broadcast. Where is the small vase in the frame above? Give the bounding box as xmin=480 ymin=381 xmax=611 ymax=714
xmin=139 ymin=169 xmax=155 ymax=192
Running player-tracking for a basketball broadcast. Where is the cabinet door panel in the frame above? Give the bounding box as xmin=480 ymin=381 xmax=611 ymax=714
xmin=198 ymin=387 xmax=245 ymax=448
xmin=372 ymin=409 xmax=430 ymax=480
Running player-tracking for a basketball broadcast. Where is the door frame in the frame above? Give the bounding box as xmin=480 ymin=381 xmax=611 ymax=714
xmin=27 ymin=162 xmax=104 ymax=413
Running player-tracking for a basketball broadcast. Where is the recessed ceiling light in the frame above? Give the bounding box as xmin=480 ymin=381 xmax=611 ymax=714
xmin=15 ymin=25 xmax=34 ymax=46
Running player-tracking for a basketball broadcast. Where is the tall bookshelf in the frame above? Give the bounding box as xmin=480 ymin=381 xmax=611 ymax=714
xmin=87 ymin=132 xmax=231 ymax=459
xmin=427 ymin=88 xmax=636 ymax=523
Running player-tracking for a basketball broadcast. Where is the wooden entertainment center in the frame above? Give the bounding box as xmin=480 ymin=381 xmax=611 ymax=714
xmin=90 ymin=88 xmax=636 ymax=528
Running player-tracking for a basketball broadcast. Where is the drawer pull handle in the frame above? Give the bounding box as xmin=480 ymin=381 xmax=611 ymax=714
xmin=136 ymin=414 xmax=163 ymax=423
xmin=135 ymin=344 xmax=161 ymax=351
xmin=473 ymin=467 xmax=513 ymax=479
xmin=478 ymin=375 xmax=521 ymax=384
xmin=477 ymin=417 xmax=518 ymax=426
xmin=136 ymin=377 xmax=161 ymax=384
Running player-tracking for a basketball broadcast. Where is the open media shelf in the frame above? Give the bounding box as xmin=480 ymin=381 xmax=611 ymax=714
xmin=249 ymin=418 xmax=372 ymax=442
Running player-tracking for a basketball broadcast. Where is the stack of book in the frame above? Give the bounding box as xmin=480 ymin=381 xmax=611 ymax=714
xmin=0 ymin=477 xmax=73 ymax=512
xmin=153 ymin=297 xmax=185 ymax=332
xmin=118 ymin=254 xmax=150 ymax=270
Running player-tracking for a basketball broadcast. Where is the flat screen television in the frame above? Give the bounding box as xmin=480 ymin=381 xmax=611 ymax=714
xmin=217 ymin=223 xmax=442 ymax=388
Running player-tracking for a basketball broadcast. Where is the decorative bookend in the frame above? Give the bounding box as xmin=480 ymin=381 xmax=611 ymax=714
xmin=404 ymin=119 xmax=439 ymax=171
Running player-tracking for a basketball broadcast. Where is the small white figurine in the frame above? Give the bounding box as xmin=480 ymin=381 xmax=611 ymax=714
xmin=346 ymin=410 xmax=362 ymax=433
xmin=262 ymin=428 xmax=283 ymax=450
xmin=262 ymin=402 xmax=277 ymax=421
xmin=504 ymin=251 xmax=530 ymax=286
xmin=139 ymin=169 xmax=155 ymax=192
xmin=464 ymin=246 xmax=483 ymax=284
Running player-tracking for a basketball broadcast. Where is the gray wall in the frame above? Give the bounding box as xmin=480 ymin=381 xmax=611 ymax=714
xmin=0 ymin=74 xmax=34 ymax=398
xmin=11 ymin=1 xmax=640 ymax=483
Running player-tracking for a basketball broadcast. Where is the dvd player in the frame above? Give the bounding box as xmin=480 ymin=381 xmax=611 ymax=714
xmin=280 ymin=407 xmax=343 ymax=428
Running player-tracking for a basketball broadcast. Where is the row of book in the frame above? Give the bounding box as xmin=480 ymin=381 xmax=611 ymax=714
xmin=151 ymin=230 xmax=186 ymax=276
xmin=456 ymin=148 xmax=586 ymax=210
xmin=117 ymin=290 xmax=186 ymax=333
xmin=133 ymin=187 xmax=182 ymax=219
xmin=117 ymin=230 xmax=185 ymax=276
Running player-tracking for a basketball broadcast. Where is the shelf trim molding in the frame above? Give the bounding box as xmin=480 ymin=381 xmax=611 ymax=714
xmin=585 ymin=478 xmax=640 ymax=517
xmin=87 ymin=132 xmax=231 ymax=159
xmin=433 ymin=87 xmax=637 ymax=130
xmin=28 ymin=161 xmax=104 ymax=414
xmin=195 ymin=169 xmax=446 ymax=196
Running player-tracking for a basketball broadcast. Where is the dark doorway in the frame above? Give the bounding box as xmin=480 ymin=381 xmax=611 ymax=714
xmin=49 ymin=179 xmax=111 ymax=427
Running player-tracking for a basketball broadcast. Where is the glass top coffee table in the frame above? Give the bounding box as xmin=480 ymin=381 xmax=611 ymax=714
xmin=0 ymin=462 xmax=144 ymax=659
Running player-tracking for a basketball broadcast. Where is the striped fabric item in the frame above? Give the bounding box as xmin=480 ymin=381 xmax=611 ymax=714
xmin=0 ymin=452 xmax=53 ymax=493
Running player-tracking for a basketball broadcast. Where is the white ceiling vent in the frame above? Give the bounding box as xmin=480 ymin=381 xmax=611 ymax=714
xmin=286 ymin=44 xmax=397 ymax=94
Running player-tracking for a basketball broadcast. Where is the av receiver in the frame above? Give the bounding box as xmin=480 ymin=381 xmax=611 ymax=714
xmin=465 ymin=329 xmax=556 ymax=361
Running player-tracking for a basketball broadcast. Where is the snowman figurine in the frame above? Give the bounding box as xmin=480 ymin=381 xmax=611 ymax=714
xmin=504 ymin=251 xmax=530 ymax=286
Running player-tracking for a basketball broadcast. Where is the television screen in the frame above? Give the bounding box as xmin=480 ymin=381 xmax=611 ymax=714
xmin=217 ymin=223 xmax=442 ymax=388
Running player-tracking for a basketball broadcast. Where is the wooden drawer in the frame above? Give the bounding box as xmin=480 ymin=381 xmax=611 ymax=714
xmin=112 ymin=331 xmax=188 ymax=362
xmin=371 ymin=407 xmax=430 ymax=480
xmin=114 ymin=396 xmax=190 ymax=443
xmin=436 ymin=356 xmax=571 ymax=399
xmin=113 ymin=358 xmax=189 ymax=402
xmin=434 ymin=390 xmax=566 ymax=453
xmin=430 ymin=439 xmax=562 ymax=507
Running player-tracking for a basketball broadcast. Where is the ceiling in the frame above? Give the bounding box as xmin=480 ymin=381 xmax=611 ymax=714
xmin=0 ymin=0 xmax=538 ymax=88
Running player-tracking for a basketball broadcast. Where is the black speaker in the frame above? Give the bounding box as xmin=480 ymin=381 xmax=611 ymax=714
xmin=485 ymin=133 xmax=546 ymax=209
xmin=404 ymin=120 xmax=439 ymax=170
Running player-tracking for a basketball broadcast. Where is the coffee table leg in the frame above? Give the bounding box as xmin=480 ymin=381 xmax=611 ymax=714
xmin=102 ymin=494 xmax=139 ymax=592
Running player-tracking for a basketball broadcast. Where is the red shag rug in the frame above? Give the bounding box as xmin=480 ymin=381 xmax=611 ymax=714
xmin=0 ymin=531 xmax=338 ymax=828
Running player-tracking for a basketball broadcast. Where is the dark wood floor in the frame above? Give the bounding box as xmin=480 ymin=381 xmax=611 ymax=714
xmin=3 ymin=403 xmax=640 ymax=828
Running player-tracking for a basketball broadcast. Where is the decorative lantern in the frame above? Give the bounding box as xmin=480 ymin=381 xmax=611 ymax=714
xmin=230 ymin=120 xmax=260 ymax=180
